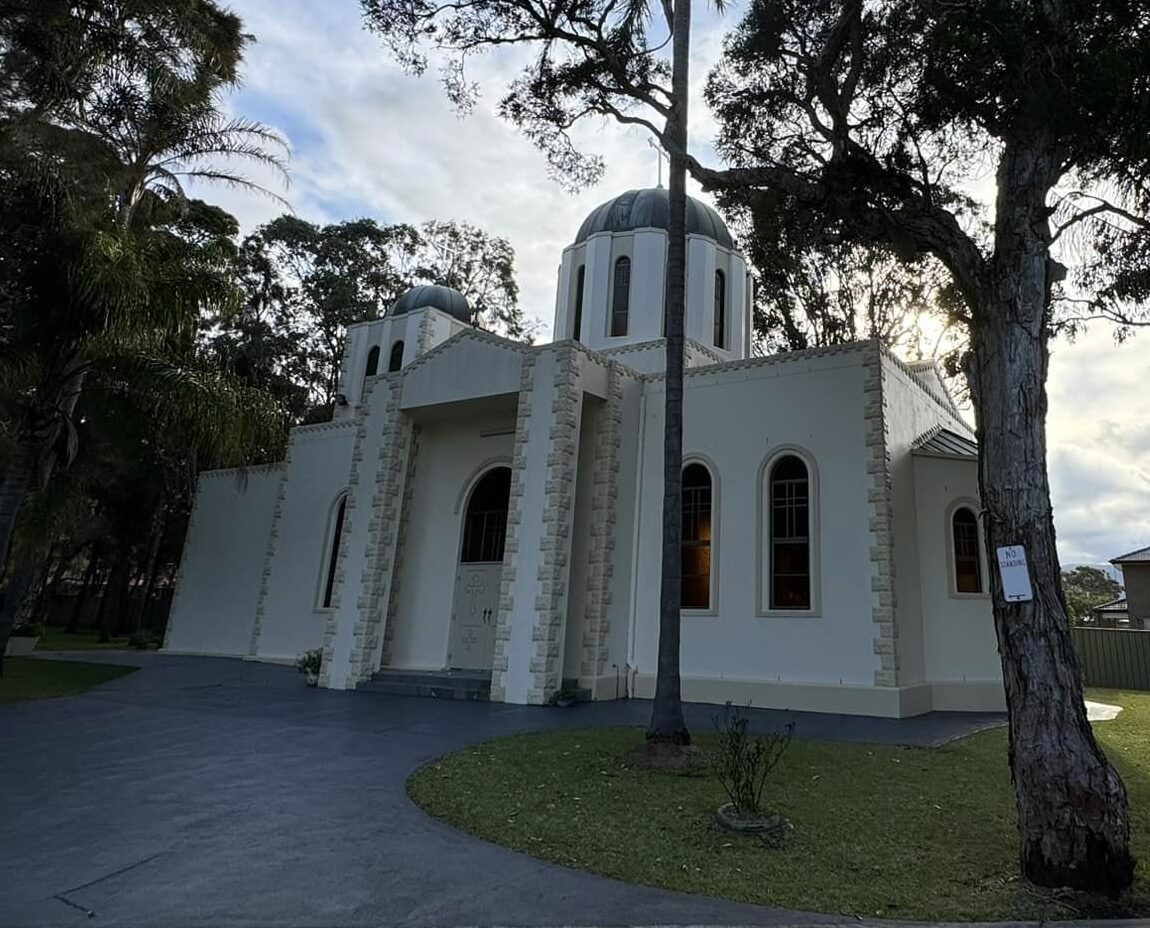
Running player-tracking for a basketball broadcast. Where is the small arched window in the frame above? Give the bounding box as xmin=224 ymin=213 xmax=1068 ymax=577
xmin=461 ymin=468 xmax=512 ymax=563
xmin=573 ymin=265 xmax=585 ymax=341
xmin=320 ymin=494 xmax=347 ymax=609
xmin=952 ymin=507 xmax=983 ymax=593
xmin=770 ymin=455 xmax=811 ymax=610
xmin=365 ymin=345 xmax=380 ymax=378
xmin=714 ymin=269 xmax=726 ymax=348
xmin=682 ymin=463 xmax=714 ymax=610
xmin=388 ymin=340 xmax=405 ymax=373
xmin=610 ymin=257 xmax=630 ymax=337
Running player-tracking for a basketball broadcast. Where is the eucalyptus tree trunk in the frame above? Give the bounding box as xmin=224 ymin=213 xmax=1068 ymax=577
xmin=968 ymin=138 xmax=1133 ymax=893
xmin=647 ymin=0 xmax=692 ymax=746
xmin=0 ymin=443 xmax=37 ymax=673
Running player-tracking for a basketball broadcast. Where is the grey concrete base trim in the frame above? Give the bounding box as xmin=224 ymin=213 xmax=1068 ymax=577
xmin=930 ymin=679 xmax=1008 ymax=712
xmin=631 ymin=673 xmax=1004 ymax=718
xmin=161 ymin=648 xmax=249 ymax=660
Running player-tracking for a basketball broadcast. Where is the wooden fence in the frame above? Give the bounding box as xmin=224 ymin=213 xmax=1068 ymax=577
xmin=1071 ymin=626 xmax=1150 ymax=691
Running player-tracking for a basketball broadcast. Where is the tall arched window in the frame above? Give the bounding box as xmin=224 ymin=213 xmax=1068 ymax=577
xmin=461 ymin=468 xmax=512 ymax=562
xmin=573 ymin=265 xmax=585 ymax=341
xmin=365 ymin=345 xmax=380 ymax=378
xmin=320 ymin=494 xmax=347 ymax=609
xmin=682 ymin=463 xmax=714 ymax=610
xmin=713 ymin=269 xmax=726 ymax=348
xmin=770 ymin=455 xmax=811 ymax=610
xmin=610 ymin=256 xmax=631 ymax=336
xmin=388 ymin=340 xmax=405 ymax=373
xmin=952 ymin=507 xmax=983 ymax=593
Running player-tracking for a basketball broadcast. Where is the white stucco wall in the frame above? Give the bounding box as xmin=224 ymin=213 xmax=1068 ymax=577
xmin=631 ymin=347 xmax=877 ymax=693
xmin=913 ymin=455 xmax=1001 ymax=687
xmin=254 ymin=421 xmax=356 ymax=661
xmin=387 ymin=405 xmax=517 ymax=670
xmin=401 ymin=333 xmax=525 ymax=409
xmin=165 ymin=465 xmax=282 ymax=656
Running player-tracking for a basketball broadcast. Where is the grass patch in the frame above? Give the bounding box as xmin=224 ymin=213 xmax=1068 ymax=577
xmin=0 ymin=657 xmax=136 ymax=703
xmin=35 ymin=627 xmax=131 ymax=651
xmin=409 ymin=688 xmax=1150 ymax=921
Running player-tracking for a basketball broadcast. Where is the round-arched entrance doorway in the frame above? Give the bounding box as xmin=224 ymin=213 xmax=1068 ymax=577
xmin=449 ymin=466 xmax=511 ymax=670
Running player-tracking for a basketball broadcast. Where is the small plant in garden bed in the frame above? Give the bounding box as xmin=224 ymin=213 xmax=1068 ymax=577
xmin=710 ymin=701 xmax=794 ymax=840
xmin=296 ymin=648 xmax=322 ymax=685
xmin=9 ymin=623 xmax=42 ymax=637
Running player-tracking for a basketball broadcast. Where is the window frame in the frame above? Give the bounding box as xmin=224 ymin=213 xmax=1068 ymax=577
xmin=713 ymin=268 xmax=726 ymax=349
xmin=681 ymin=455 xmax=720 ymax=616
xmin=388 ymin=340 xmax=405 ymax=373
xmin=609 ymin=256 xmax=631 ymax=337
xmin=757 ymin=447 xmax=821 ymax=617
xmin=947 ymin=500 xmax=989 ymax=599
xmin=316 ymin=490 xmax=349 ymax=612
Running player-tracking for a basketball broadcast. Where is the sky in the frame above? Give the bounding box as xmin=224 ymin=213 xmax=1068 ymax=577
xmin=201 ymin=0 xmax=1150 ymax=571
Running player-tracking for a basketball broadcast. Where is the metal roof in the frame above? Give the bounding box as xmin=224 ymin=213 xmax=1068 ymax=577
xmin=574 ymin=187 xmax=735 ymax=250
xmin=390 ymin=285 xmax=471 ymax=323
xmin=1112 ymin=545 xmax=1150 ymax=565
xmin=1094 ymin=596 xmax=1129 ymax=614
xmin=911 ymin=426 xmax=979 ymax=460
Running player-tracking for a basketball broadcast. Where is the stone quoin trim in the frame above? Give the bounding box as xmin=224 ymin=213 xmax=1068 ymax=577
xmin=248 ymin=451 xmax=295 ymax=657
xmin=318 ymin=378 xmax=382 ymax=686
xmin=417 ymin=308 xmax=435 ymax=354
xmin=863 ymin=342 xmax=899 ymax=687
xmin=379 ymin=423 xmax=422 ymax=668
xmin=489 ymin=354 xmax=537 ymax=703
xmin=581 ymin=361 xmax=624 ymax=679
xmin=346 ymin=379 xmax=414 ymax=684
xmin=527 ymin=345 xmax=584 ymax=704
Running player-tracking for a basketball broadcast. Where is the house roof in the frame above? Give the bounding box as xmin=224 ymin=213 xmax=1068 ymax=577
xmin=1094 ymin=596 xmax=1129 ymax=614
xmin=911 ymin=426 xmax=979 ymax=461
xmin=1112 ymin=545 xmax=1150 ymax=565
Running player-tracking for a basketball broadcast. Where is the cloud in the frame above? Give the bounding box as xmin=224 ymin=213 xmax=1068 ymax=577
xmin=198 ymin=0 xmax=1150 ymax=571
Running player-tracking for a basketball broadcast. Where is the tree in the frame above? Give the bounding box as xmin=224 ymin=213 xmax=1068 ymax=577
xmin=1062 ymin=566 xmax=1123 ymax=625
xmin=362 ymin=0 xmax=696 ymax=745
xmin=209 ymin=215 xmax=530 ymax=424
xmin=695 ymin=0 xmax=1150 ymax=893
xmin=0 ymin=0 xmax=286 ymax=650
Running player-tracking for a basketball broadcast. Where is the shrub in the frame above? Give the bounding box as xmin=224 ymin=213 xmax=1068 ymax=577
xmin=128 ymin=632 xmax=154 ymax=650
xmin=9 ymin=622 xmax=42 ymax=638
xmin=711 ymin=702 xmax=794 ymax=819
xmin=296 ymin=648 xmax=322 ymax=675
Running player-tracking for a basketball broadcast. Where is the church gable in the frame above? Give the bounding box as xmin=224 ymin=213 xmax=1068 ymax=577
xmin=400 ymin=330 xmax=527 ymax=410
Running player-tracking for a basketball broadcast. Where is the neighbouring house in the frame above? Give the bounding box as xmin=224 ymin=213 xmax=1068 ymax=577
xmin=164 ymin=186 xmax=1004 ymax=717
xmin=1106 ymin=546 xmax=1150 ymax=629
xmin=1089 ymin=595 xmax=1132 ymax=629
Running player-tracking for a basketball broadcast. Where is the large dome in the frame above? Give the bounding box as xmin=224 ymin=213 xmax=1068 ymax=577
xmin=574 ymin=187 xmax=734 ymax=249
xmin=390 ymin=284 xmax=471 ymax=323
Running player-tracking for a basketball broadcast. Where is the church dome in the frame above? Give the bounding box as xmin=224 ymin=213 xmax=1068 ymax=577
xmin=390 ymin=284 xmax=471 ymax=323
xmin=574 ymin=187 xmax=734 ymax=250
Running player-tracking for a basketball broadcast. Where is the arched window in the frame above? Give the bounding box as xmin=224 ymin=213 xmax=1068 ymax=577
xmin=365 ymin=345 xmax=380 ymax=378
xmin=461 ymin=467 xmax=512 ymax=563
xmin=320 ymin=494 xmax=347 ymax=609
xmin=573 ymin=265 xmax=585 ymax=341
xmin=952 ymin=507 xmax=983 ymax=593
xmin=610 ymin=256 xmax=630 ymax=337
xmin=770 ymin=455 xmax=811 ymax=610
xmin=714 ymin=269 xmax=726 ymax=348
xmin=388 ymin=340 xmax=404 ymax=373
xmin=682 ymin=463 xmax=714 ymax=610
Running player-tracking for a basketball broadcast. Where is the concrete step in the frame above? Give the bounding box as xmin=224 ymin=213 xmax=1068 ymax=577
xmin=358 ymin=669 xmax=491 ymax=701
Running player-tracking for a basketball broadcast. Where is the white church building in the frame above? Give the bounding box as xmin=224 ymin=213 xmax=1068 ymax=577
xmin=165 ymin=187 xmax=1005 ymax=717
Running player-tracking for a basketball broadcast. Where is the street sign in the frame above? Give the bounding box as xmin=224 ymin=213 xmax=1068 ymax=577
xmin=996 ymin=545 xmax=1034 ymax=603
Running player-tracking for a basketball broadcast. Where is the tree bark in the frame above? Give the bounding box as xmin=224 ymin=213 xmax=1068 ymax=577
xmin=968 ymin=138 xmax=1134 ymax=894
xmin=132 ymin=505 xmax=167 ymax=635
xmin=647 ymin=0 xmax=692 ymax=747
xmin=0 ymin=442 xmax=37 ymax=673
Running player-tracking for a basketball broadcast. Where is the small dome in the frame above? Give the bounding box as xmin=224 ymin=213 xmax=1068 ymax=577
xmin=390 ymin=284 xmax=471 ymax=323
xmin=574 ymin=187 xmax=734 ymax=249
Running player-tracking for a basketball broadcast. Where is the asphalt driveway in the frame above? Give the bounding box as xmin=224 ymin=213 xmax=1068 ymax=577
xmin=0 ymin=653 xmax=1003 ymax=928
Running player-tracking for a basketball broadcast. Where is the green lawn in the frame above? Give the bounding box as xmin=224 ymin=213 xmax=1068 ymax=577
xmin=35 ymin=627 xmax=132 ymax=651
xmin=0 ymin=657 xmax=136 ymax=703
xmin=409 ymin=689 xmax=1150 ymax=921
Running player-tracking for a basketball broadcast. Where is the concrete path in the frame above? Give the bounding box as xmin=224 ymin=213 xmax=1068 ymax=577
xmin=0 ymin=653 xmax=1006 ymax=928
